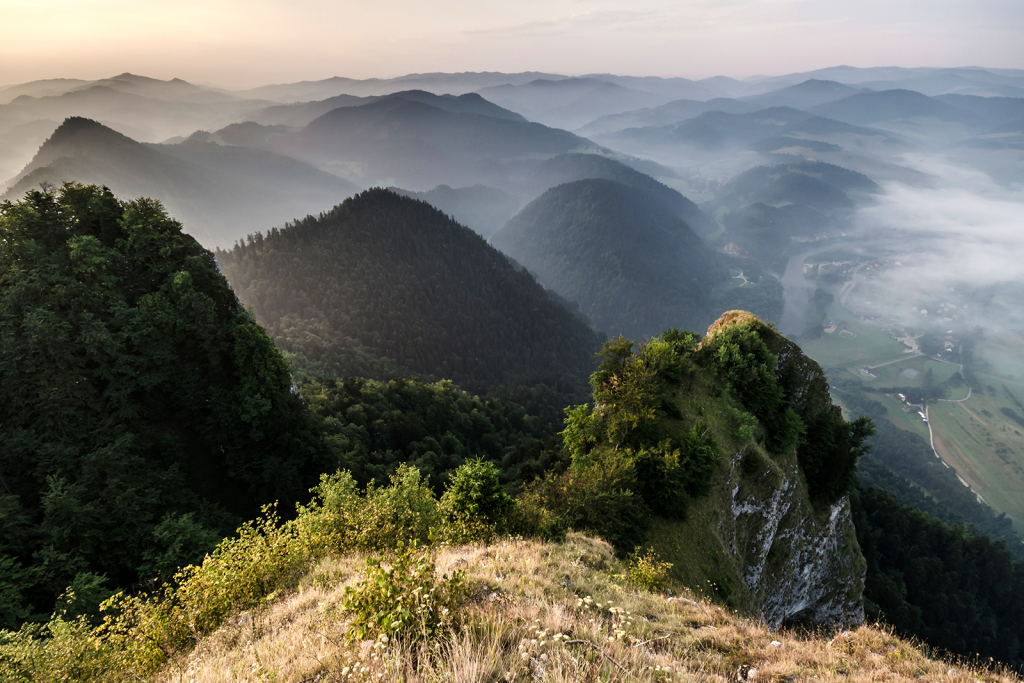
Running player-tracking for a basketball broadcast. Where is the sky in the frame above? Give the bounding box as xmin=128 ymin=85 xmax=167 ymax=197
xmin=1 ymin=0 xmax=1022 ymax=88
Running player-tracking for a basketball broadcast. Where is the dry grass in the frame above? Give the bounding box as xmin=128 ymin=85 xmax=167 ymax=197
xmin=156 ymin=534 xmax=1021 ymax=683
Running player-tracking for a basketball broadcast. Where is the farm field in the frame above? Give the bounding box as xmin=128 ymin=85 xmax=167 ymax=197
xmin=794 ymin=277 xmax=1024 ymax=531
xmin=929 ymin=379 xmax=1024 ymax=531
xmin=799 ymin=303 xmax=909 ymax=368
xmin=924 ymin=334 xmax=1024 ymax=531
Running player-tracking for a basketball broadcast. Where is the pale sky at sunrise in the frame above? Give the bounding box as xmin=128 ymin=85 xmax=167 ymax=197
xmin=1 ymin=0 xmax=1022 ymax=88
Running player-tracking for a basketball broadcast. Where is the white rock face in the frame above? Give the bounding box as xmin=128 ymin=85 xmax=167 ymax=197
xmin=721 ymin=450 xmax=866 ymax=628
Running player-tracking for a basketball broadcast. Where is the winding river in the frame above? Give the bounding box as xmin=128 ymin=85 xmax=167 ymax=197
xmin=778 ymin=243 xmax=836 ymax=336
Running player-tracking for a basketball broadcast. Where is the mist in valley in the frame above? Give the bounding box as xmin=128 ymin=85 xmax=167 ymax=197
xmin=848 ymin=155 xmax=1024 ymax=331
xmin=8 ymin=0 xmax=1024 ymax=672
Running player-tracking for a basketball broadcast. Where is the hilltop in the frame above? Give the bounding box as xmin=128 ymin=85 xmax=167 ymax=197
xmin=491 ymin=178 xmax=723 ymax=339
xmin=527 ymin=153 xmax=719 ymax=237
xmin=388 ymin=184 xmax=521 ymax=239
xmin=215 ymin=189 xmax=604 ymax=418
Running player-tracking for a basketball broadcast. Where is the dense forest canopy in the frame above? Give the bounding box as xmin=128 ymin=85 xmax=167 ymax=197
xmin=853 ymin=487 xmax=1024 ymax=668
xmin=216 ymin=189 xmax=604 ymax=422
xmin=298 ymin=376 xmax=557 ymax=494
xmin=0 ymin=184 xmax=329 ymax=628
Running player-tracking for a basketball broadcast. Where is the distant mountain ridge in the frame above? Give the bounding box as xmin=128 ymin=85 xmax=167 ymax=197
xmin=3 ymin=117 xmax=356 ymax=247
xmin=741 ymin=79 xmax=870 ymax=110
xmin=271 ymin=94 xmax=599 ymax=189
xmin=809 ymin=89 xmax=983 ymax=125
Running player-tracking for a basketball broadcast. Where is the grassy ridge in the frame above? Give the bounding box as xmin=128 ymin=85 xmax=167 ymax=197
xmin=114 ymin=536 xmax=1024 ymax=682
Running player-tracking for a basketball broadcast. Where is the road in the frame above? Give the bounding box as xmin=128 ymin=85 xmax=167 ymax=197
xmin=923 ymin=358 xmax=980 ymax=501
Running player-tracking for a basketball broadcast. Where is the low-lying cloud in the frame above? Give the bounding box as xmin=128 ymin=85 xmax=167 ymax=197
xmin=850 ymin=154 xmax=1024 ymax=332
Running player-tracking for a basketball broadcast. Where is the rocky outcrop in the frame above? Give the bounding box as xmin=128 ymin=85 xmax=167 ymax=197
xmin=658 ymin=310 xmax=865 ymax=628
xmin=721 ymin=448 xmax=865 ymax=628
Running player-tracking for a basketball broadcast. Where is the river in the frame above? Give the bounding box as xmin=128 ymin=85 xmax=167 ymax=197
xmin=778 ymin=243 xmax=836 ymax=336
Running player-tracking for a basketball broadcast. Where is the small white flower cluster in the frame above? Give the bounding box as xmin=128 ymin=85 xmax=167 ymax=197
xmin=576 ymin=595 xmax=634 ymax=642
xmin=335 ymin=646 xmax=388 ymax=681
xmin=647 ymin=662 xmax=678 ymax=680
xmin=517 ymin=618 xmax=569 ymax=660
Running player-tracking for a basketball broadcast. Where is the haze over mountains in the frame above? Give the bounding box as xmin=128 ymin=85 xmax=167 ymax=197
xmin=1 ymin=63 xmax=1022 ymax=334
xmin=2 ymin=63 xmax=1022 ymax=335
xmin=5 ymin=55 xmax=1024 ymax=674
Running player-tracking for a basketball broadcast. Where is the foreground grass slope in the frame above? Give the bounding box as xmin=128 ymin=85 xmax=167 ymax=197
xmin=147 ymin=534 xmax=1018 ymax=682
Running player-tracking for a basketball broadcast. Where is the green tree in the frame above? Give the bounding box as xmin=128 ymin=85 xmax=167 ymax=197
xmin=0 ymin=184 xmax=327 ymax=626
xmin=441 ymin=458 xmax=513 ymax=532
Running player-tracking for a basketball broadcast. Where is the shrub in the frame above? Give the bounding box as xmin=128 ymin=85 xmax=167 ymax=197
xmin=624 ymin=546 xmax=673 ymax=591
xmin=440 ymin=458 xmax=512 ymax=535
xmin=518 ymin=462 xmax=651 ymax=555
xmin=341 ymin=541 xmax=467 ymax=644
xmin=724 ymin=404 xmax=758 ymax=443
xmin=97 ymin=503 xmax=311 ymax=672
xmin=0 ymin=614 xmax=124 ymax=683
xmin=296 ymin=465 xmax=440 ymax=554
xmin=505 ymin=488 xmax=567 ymax=542
xmin=799 ymin=411 xmax=874 ymax=506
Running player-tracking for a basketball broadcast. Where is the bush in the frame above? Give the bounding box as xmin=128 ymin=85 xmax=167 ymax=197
xmin=296 ymin=465 xmax=440 ymax=554
xmin=440 ymin=458 xmax=513 ymax=536
xmin=97 ymin=503 xmax=311 ymax=673
xmin=698 ymin=325 xmax=783 ymax=423
xmin=624 ymin=546 xmax=673 ymax=592
xmin=341 ymin=541 xmax=467 ymax=644
xmin=0 ymin=614 xmax=124 ymax=683
xmin=799 ymin=411 xmax=874 ymax=506
xmin=724 ymin=405 xmax=759 ymax=443
xmin=517 ymin=463 xmax=651 ymax=555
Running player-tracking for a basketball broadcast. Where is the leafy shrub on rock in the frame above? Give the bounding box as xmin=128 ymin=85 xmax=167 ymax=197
xmin=697 ymin=311 xmax=874 ymax=505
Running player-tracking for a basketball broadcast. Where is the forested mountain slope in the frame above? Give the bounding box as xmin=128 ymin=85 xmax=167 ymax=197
xmin=215 ymin=189 xmax=604 ymax=416
xmin=491 ymin=178 xmax=724 ymax=339
xmin=0 ymin=184 xmax=328 ymax=628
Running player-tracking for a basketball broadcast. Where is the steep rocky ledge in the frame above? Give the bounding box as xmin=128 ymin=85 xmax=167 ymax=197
xmin=650 ymin=310 xmax=865 ymax=627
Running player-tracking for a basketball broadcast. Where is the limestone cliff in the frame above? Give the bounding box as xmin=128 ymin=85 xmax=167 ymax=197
xmin=649 ymin=310 xmax=866 ymax=628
